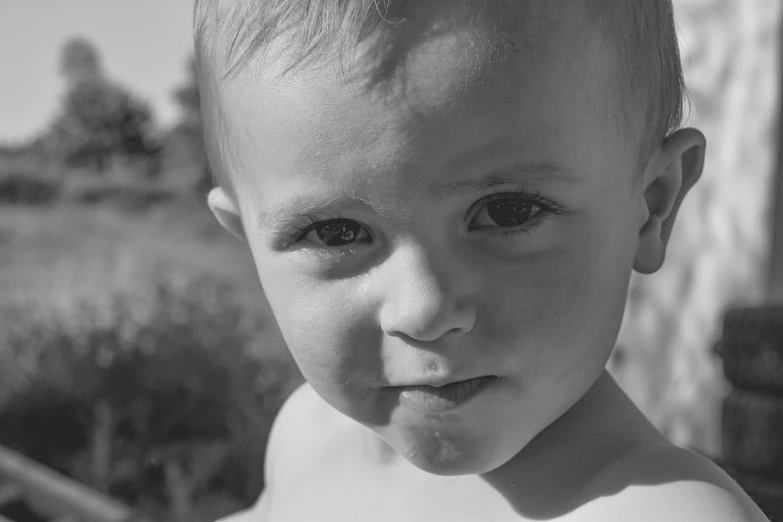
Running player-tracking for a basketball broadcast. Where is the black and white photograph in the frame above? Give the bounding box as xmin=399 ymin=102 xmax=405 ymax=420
xmin=1 ymin=1 xmax=782 ymax=521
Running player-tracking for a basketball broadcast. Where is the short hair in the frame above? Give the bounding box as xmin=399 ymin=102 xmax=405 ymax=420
xmin=194 ymin=0 xmax=686 ymax=196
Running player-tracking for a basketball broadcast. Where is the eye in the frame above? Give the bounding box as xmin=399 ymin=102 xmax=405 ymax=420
xmin=299 ymin=218 xmax=369 ymax=247
xmin=473 ymin=198 xmax=541 ymax=228
xmin=469 ymin=189 xmax=562 ymax=232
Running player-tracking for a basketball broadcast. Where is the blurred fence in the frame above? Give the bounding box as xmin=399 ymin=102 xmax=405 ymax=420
xmin=0 ymin=444 xmax=139 ymax=522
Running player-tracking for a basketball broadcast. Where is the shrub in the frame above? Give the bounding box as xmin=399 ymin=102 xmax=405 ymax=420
xmin=45 ymin=78 xmax=158 ymax=174
xmin=76 ymin=184 xmax=175 ymax=213
xmin=161 ymin=55 xmax=210 ymax=194
xmin=0 ymin=272 xmax=302 ymax=522
xmin=0 ymin=172 xmax=60 ymax=206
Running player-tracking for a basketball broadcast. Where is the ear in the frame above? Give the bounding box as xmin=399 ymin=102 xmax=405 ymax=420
xmin=207 ymin=187 xmax=246 ymax=241
xmin=633 ymin=128 xmax=706 ymax=274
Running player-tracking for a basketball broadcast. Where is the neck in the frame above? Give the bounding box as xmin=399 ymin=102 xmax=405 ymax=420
xmin=481 ymin=370 xmax=667 ymax=514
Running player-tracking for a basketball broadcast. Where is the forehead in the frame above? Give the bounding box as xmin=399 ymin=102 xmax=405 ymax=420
xmin=213 ymin=1 xmax=627 ymax=214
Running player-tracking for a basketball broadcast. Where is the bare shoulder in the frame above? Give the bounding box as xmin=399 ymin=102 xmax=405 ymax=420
xmin=585 ymin=444 xmax=770 ymax=521
xmin=270 ymin=382 xmax=339 ymax=441
xmin=213 ymin=383 xmax=347 ymax=522
xmin=266 ymin=382 xmax=347 ymax=477
xmin=267 ymin=383 xmax=341 ymax=460
xmin=215 ymin=508 xmax=260 ymax=522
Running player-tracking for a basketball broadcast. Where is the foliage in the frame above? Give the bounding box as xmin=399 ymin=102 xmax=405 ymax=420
xmin=162 ymin=55 xmax=211 ymax=194
xmin=0 ymin=172 xmax=60 ymax=206
xmin=0 ymin=272 xmax=302 ymax=522
xmin=77 ymin=183 xmax=175 ymax=213
xmin=172 ymin=56 xmax=201 ymax=124
xmin=60 ymin=36 xmax=102 ymax=85
xmin=46 ymin=78 xmax=159 ymax=173
xmin=41 ymin=37 xmax=160 ymax=174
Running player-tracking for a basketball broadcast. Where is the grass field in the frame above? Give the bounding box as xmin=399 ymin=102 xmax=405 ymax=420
xmin=0 ymin=177 xmax=297 ymax=520
xmin=0 ymin=185 xmax=288 ymax=356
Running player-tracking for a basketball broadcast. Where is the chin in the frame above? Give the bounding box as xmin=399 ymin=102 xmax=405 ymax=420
xmin=389 ymin=429 xmax=509 ymax=476
xmin=407 ymin=455 xmax=494 ymax=476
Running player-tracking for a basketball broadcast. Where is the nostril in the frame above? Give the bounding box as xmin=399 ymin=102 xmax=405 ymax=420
xmin=388 ymin=325 xmax=468 ymax=347
xmin=610 ymin=344 xmax=626 ymax=369
xmin=379 ymin=256 xmax=477 ymax=342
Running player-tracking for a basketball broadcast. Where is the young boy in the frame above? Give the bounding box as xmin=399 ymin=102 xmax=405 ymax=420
xmin=195 ymin=0 xmax=770 ymax=520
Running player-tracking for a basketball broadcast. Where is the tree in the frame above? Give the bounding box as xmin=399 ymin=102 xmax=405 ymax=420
xmin=164 ymin=55 xmax=211 ymax=192
xmin=173 ymin=56 xmax=201 ymax=127
xmin=45 ymin=37 xmax=159 ymax=173
xmin=60 ymin=37 xmax=102 ymax=85
xmin=49 ymin=81 xmax=157 ymax=172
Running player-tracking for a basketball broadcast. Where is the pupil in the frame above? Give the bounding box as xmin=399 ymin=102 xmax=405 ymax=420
xmin=316 ymin=219 xmax=360 ymax=246
xmin=487 ymin=200 xmax=534 ymax=227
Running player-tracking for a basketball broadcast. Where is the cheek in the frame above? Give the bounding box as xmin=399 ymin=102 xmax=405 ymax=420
xmin=254 ymin=262 xmax=380 ymax=388
xmin=480 ymin=221 xmax=633 ymax=377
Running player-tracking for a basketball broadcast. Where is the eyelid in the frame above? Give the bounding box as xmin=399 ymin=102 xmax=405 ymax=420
xmin=466 ymin=187 xmax=566 ymax=236
xmin=294 ymin=215 xmax=372 ymax=251
xmin=277 ymin=186 xmax=563 ymax=251
xmin=467 ymin=187 xmax=564 ymax=217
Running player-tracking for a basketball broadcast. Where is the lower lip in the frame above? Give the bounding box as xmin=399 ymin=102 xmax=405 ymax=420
xmin=394 ymin=376 xmax=498 ymax=412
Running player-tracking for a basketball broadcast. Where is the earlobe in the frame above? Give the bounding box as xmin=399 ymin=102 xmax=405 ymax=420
xmin=633 ymin=128 xmax=706 ymax=274
xmin=634 ymin=215 xmax=664 ymax=274
xmin=207 ymin=187 xmax=247 ymax=241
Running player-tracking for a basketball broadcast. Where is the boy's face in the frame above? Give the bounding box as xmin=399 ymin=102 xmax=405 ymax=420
xmin=207 ymin=3 xmax=699 ymax=475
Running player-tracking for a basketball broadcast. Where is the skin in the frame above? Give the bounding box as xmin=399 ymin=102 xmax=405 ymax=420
xmin=207 ymin=0 xmax=691 ymax=474
xmin=199 ymin=1 xmax=768 ymax=520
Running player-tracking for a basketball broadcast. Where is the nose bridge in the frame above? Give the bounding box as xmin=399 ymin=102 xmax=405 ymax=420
xmin=398 ymin=242 xmax=449 ymax=305
xmin=380 ymin=238 xmax=476 ymax=342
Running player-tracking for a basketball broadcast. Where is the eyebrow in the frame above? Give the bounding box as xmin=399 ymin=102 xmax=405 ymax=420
xmin=256 ymin=161 xmax=581 ymax=231
xmin=429 ymin=161 xmax=582 ymax=200
xmin=257 ymin=192 xmax=374 ymax=231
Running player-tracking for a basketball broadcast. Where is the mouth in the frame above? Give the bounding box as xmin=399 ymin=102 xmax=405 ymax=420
xmin=388 ymin=374 xmax=499 ymax=389
xmin=387 ymin=376 xmax=499 ymax=412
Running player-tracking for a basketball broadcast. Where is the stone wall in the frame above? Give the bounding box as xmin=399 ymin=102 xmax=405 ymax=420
xmin=610 ymin=0 xmax=780 ymax=456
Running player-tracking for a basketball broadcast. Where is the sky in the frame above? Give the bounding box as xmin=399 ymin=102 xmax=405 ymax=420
xmin=0 ymin=1 xmax=195 ymax=143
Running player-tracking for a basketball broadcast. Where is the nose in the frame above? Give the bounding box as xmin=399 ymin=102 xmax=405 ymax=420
xmin=379 ymin=243 xmax=476 ymax=343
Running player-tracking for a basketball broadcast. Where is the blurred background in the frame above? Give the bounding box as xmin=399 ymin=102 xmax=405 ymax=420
xmin=0 ymin=1 xmax=782 ymax=521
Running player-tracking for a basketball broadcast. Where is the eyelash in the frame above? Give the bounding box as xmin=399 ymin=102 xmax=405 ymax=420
xmin=468 ymin=188 xmax=564 ymax=237
xmin=290 ymin=188 xmax=565 ymax=251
